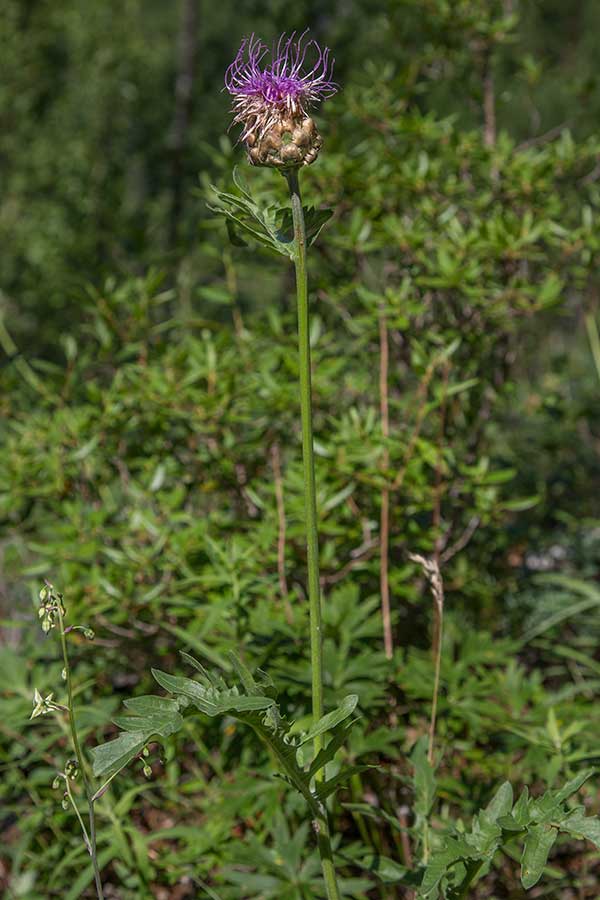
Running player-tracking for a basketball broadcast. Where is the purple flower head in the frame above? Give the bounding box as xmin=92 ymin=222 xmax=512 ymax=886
xmin=225 ymin=31 xmax=337 ymax=142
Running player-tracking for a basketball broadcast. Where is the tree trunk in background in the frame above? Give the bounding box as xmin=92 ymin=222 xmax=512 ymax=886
xmin=168 ymin=0 xmax=199 ymax=248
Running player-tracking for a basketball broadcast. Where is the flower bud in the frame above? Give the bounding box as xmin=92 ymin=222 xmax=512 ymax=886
xmin=65 ymin=759 xmax=79 ymax=779
xmin=37 ymin=581 xmax=66 ymax=632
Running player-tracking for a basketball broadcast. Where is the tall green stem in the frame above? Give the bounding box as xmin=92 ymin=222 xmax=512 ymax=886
xmin=57 ymin=605 xmax=105 ymax=900
xmin=585 ymin=311 xmax=600 ymax=386
xmin=285 ymin=167 xmax=341 ymax=900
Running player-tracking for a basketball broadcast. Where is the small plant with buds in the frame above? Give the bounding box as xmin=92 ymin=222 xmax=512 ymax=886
xmin=30 ymin=582 xmax=105 ymax=900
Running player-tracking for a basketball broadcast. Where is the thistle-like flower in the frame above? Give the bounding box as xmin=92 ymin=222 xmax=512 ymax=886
xmin=225 ymin=30 xmax=337 ymax=169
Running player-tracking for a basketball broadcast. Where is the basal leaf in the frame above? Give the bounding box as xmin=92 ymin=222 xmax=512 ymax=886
xmin=521 ymin=824 xmax=558 ymax=889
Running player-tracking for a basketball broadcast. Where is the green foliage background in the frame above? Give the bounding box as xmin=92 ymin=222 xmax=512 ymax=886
xmin=1 ymin=1 xmax=600 ymax=897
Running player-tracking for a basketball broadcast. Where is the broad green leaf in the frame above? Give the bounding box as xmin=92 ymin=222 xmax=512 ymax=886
xmin=122 ymin=695 xmax=181 ymax=718
xmin=308 ymin=721 xmax=357 ymax=780
xmin=299 ymin=695 xmax=359 ymax=746
xmin=227 ymin=651 xmax=260 ymax=695
xmin=356 ymin=853 xmax=409 ymax=883
xmin=420 ymin=839 xmax=479 ymax=894
xmin=411 ymin=736 xmax=436 ymax=818
xmin=554 ymin=768 xmax=596 ymax=803
xmin=209 ymin=179 xmax=294 ymax=259
xmin=179 ymin=650 xmax=211 ymax=678
xmin=512 ymin=787 xmax=531 ymax=825
xmin=223 ymin=695 xmax=278 ymax=712
xmin=91 ymin=729 xmax=154 ymax=779
xmin=560 ymin=810 xmax=600 ymax=847
xmin=521 ymin=824 xmax=558 ymax=889
xmin=486 ymin=781 xmax=513 ymax=822
xmin=151 ymin=669 xmax=218 ymax=714
xmin=91 ymin=694 xmax=184 ymax=778
xmin=152 ymin=668 xmax=275 ymax=716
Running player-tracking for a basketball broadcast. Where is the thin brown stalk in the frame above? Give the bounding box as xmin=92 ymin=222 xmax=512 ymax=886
xmin=270 ymin=442 xmax=293 ymax=625
xmin=426 ymin=363 xmax=449 ymax=765
xmin=320 ymin=538 xmax=378 ymax=587
xmin=440 ymin=515 xmax=480 ymax=564
xmin=428 ymin=571 xmax=444 ymax=767
xmin=432 ymin=362 xmax=449 ymax=562
xmin=379 ymin=309 xmax=393 ymax=659
xmin=409 ymin=554 xmax=445 ymax=766
xmin=483 ymin=55 xmax=496 ymax=149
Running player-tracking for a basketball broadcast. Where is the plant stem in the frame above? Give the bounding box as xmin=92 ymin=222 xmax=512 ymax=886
xmin=429 ymin=364 xmax=448 ymax=765
xmin=585 ymin=311 xmax=600 ymax=385
xmin=285 ymin=167 xmax=341 ymax=900
xmin=379 ymin=308 xmax=393 ymax=659
xmin=57 ymin=605 xmax=105 ymax=900
xmin=286 ymin=168 xmax=323 ymax=738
